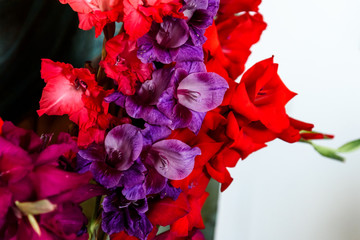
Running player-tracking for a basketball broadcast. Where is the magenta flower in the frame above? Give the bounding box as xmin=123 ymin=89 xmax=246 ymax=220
xmin=0 ymin=122 xmax=102 ymax=239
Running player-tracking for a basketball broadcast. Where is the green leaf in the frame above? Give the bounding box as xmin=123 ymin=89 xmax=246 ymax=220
xmin=312 ymin=144 xmax=345 ymax=162
xmin=337 ymin=139 xmax=360 ymax=153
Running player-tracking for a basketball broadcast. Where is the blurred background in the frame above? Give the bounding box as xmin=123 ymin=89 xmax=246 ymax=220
xmin=215 ymin=0 xmax=360 ymax=239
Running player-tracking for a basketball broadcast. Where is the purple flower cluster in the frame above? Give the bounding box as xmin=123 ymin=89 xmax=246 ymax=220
xmin=106 ymin=0 xmax=227 ymax=134
xmin=0 ymin=122 xmax=103 ymax=240
xmin=137 ymin=0 xmax=219 ymax=64
xmin=77 ymin=124 xmax=199 ymax=239
xmin=75 ymin=0 xmax=228 ymax=238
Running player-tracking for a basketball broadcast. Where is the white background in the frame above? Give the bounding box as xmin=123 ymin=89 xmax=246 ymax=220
xmin=215 ymin=0 xmax=360 ymax=239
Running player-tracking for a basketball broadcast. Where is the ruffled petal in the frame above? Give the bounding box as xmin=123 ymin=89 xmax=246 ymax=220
xmin=148 ymin=139 xmax=200 ymax=180
xmin=177 ymin=72 xmax=229 ymax=112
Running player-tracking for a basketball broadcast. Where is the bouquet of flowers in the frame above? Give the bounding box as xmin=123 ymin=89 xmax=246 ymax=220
xmin=1 ymin=0 xmax=358 ymax=239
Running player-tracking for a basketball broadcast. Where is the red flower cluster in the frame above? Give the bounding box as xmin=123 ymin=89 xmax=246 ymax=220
xmin=60 ymin=0 xmax=185 ymax=39
xmin=37 ymin=59 xmax=116 ymax=146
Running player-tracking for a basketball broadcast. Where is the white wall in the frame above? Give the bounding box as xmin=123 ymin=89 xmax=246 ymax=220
xmin=215 ymin=0 xmax=360 ymax=239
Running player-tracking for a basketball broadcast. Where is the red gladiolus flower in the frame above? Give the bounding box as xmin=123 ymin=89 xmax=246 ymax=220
xmin=217 ymin=0 xmax=262 ymax=21
xmin=100 ymin=32 xmax=153 ymax=95
xmin=204 ymin=13 xmax=267 ymax=80
xmin=0 ymin=117 xmax=3 ymax=135
xmin=38 ymin=59 xmax=97 ymax=117
xmin=229 ymin=57 xmax=297 ymax=133
xmin=169 ymin=192 xmax=208 ymax=237
xmin=38 ymin=59 xmax=114 ymax=146
xmin=59 ymin=0 xmax=123 ymax=37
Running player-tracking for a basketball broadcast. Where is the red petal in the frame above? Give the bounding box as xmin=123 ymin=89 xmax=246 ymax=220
xmin=147 ymin=192 xmax=190 ymax=226
xmin=37 ymin=59 xmax=86 ymax=117
xmin=123 ymin=0 xmax=152 ymax=40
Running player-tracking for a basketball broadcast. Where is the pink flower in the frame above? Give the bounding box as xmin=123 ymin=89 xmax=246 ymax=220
xmin=0 ymin=122 xmax=103 ymax=239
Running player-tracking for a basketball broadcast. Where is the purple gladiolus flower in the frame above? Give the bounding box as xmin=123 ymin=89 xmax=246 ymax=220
xmin=105 ymin=68 xmax=173 ymax=126
xmin=157 ymin=67 xmax=229 ymax=133
xmin=138 ymin=17 xmax=202 ymax=64
xmin=125 ymin=68 xmax=173 ymax=126
xmin=77 ymin=124 xmax=146 ymax=193
xmin=102 ymin=191 xmax=152 ymax=240
xmin=105 ymin=124 xmax=143 ymax=171
xmin=108 ymin=67 xmax=228 ymax=133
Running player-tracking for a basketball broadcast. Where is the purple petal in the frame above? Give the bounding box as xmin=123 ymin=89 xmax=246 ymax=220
xmin=185 ymin=0 xmax=209 ymax=10
xmin=77 ymin=144 xmax=106 ymax=173
xmin=120 ymin=160 xmax=146 ymax=188
xmin=155 ymin=18 xmax=189 ymax=49
xmin=103 ymin=192 xmax=130 ymax=212
xmin=183 ymin=0 xmax=208 ymax=18
xmin=137 ymin=34 xmax=157 ymax=64
xmin=189 ymin=26 xmax=207 ymax=46
xmin=170 ymin=104 xmax=193 ymax=129
xmin=78 ymin=144 xmax=105 ymax=162
xmin=90 ymin=161 xmax=123 ymax=188
xmin=102 ymin=210 xmax=125 ymax=235
xmin=188 ymin=110 xmax=206 ymax=134
xmin=175 ymin=61 xmax=207 ymax=74
xmin=157 ymin=89 xmax=176 ymax=120
xmin=125 ymin=211 xmax=153 ymax=240
xmin=132 ymin=198 xmax=148 ymax=214
xmin=125 ymin=98 xmax=172 ymax=126
xmin=141 ymin=124 xmax=171 ymax=147
xmin=120 ymin=160 xmax=147 ymax=200
xmin=104 ymin=92 xmax=126 ymax=107
xmin=104 ymin=124 xmax=143 ymax=171
xmin=159 ymin=183 xmax=181 ymax=200
xmin=153 ymin=45 xmax=173 ymax=64
xmin=148 ymin=139 xmax=200 ymax=180
xmin=144 ymin=166 xmax=166 ymax=195
xmin=190 ymin=9 xmax=213 ymax=29
xmin=156 ymin=68 xmax=186 ymax=118
xmin=207 ymin=0 xmax=220 ymax=17
xmin=135 ymin=68 xmax=173 ymax=105
xmin=175 ymin=44 xmax=204 ymax=62
xmin=122 ymin=184 xmax=146 ymax=201
xmin=177 ymin=72 xmax=229 ymax=112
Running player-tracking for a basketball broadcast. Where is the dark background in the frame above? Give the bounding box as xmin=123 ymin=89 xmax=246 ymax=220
xmin=0 ymin=0 xmax=102 ymax=126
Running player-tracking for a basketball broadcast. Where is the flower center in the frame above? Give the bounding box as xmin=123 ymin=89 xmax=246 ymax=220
xmin=177 ymin=89 xmax=201 ymax=102
xmin=74 ymin=78 xmax=88 ymax=91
